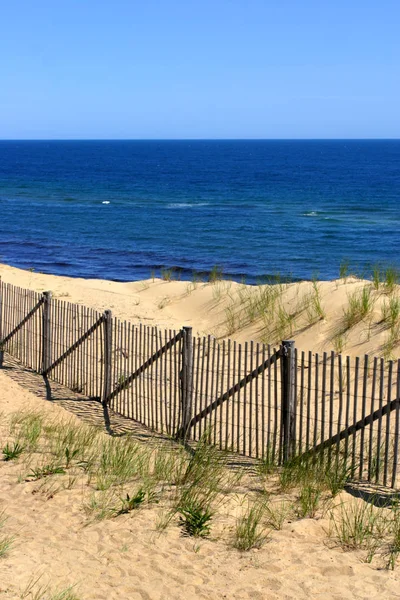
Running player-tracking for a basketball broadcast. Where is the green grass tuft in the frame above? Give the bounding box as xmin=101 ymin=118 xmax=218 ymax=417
xmin=233 ymin=498 xmax=270 ymax=551
xmin=3 ymin=440 xmax=24 ymax=461
xmin=179 ymin=500 xmax=213 ymax=538
xmin=209 ymin=265 xmax=223 ymax=283
xmin=343 ymin=286 xmax=375 ymax=329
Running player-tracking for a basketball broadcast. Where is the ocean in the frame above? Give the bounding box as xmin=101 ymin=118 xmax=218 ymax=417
xmin=0 ymin=140 xmax=399 ymax=283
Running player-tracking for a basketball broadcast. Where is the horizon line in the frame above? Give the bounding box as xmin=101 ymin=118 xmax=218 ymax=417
xmin=0 ymin=137 xmax=399 ymax=142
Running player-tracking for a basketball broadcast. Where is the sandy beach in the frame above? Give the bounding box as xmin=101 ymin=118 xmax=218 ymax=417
xmin=1 ymin=263 xmax=400 ymax=598
xmin=1 ymin=361 xmax=400 ymax=599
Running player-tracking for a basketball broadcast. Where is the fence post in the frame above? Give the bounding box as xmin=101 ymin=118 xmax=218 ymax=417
xmin=103 ymin=310 xmax=113 ymax=404
xmin=0 ymin=276 xmax=2 ymax=342
xmin=0 ymin=277 xmax=3 ymax=367
xmin=180 ymin=326 xmax=193 ymax=440
xmin=42 ymin=291 xmax=52 ymax=374
xmin=281 ymin=339 xmax=296 ymax=463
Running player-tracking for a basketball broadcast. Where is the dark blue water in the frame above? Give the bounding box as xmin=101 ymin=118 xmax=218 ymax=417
xmin=0 ymin=140 xmax=399 ymax=283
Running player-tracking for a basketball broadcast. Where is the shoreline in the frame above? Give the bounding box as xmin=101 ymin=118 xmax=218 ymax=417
xmin=0 ymin=259 xmax=310 ymax=287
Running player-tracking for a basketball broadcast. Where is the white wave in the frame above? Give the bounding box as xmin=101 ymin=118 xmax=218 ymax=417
xmin=303 ymin=211 xmax=318 ymax=216
xmin=167 ymin=202 xmax=210 ymax=209
xmin=102 ymin=201 xmax=110 ymax=204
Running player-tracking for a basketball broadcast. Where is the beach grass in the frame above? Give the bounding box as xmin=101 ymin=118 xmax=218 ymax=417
xmin=0 ymin=510 xmax=15 ymax=559
xmin=233 ymin=497 xmax=270 ymax=550
xmin=2 ymin=405 xmax=400 ymax=570
xmin=343 ymin=285 xmax=375 ymax=330
xmin=264 ymin=499 xmax=292 ymax=530
xmin=19 ymin=574 xmax=80 ymax=600
xmin=209 ymin=265 xmax=223 ymax=284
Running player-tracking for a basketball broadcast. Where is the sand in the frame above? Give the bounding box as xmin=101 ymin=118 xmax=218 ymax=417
xmin=1 ymin=263 xmax=400 ymax=598
xmin=0 ymin=262 xmax=398 ymax=359
xmin=0 ymin=365 xmax=400 ymax=599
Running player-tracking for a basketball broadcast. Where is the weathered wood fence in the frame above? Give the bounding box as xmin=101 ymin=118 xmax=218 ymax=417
xmin=1 ymin=279 xmax=400 ymax=489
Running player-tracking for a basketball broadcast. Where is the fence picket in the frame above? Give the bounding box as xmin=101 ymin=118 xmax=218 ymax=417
xmin=392 ymin=360 xmax=400 ymax=488
xmin=359 ymin=355 xmax=369 ymax=478
xmin=384 ymin=360 xmax=393 ymax=487
xmin=375 ymin=359 xmax=384 ymax=482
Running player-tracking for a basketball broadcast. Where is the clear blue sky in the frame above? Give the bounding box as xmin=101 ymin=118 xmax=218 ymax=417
xmin=1 ymin=0 xmax=399 ymax=139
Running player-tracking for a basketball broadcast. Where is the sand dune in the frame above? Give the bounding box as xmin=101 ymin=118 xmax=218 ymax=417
xmin=1 ymin=262 xmax=399 ymax=360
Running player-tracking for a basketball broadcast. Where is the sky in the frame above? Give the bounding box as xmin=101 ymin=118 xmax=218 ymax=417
xmin=0 ymin=0 xmax=399 ymax=139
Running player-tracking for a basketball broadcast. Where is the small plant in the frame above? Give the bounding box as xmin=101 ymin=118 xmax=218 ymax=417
xmin=44 ymin=418 xmax=99 ymax=471
xmin=297 ymin=484 xmax=322 ymax=518
xmin=150 ymin=444 xmax=187 ymax=486
xmin=209 ymin=265 xmax=223 ymax=284
xmin=0 ymin=533 xmax=14 ymax=558
xmin=2 ymin=440 xmax=24 ymax=461
xmin=309 ymin=279 xmax=326 ymax=320
xmin=339 ymin=259 xmax=350 ymax=281
xmin=179 ymin=432 xmax=229 ymax=492
xmin=257 ymin=452 xmax=278 ymax=476
xmin=279 ymin=455 xmax=309 ymax=492
xmin=27 ymin=463 xmax=66 ymax=481
xmin=264 ymin=500 xmax=292 ymax=530
xmin=384 ymin=267 xmax=399 ymax=295
xmin=381 ymin=295 xmax=400 ymax=329
xmin=233 ymin=498 xmax=269 ymax=551
xmin=382 ymin=326 xmax=399 ymax=362
xmin=225 ymin=305 xmax=237 ymax=336
xmin=161 ymin=268 xmax=174 ymax=282
xmin=279 ymin=449 xmax=353 ymax=498
xmin=328 ymin=499 xmax=385 ymax=551
xmin=237 ymin=283 xmax=247 ymax=305
xmin=20 ymin=575 xmax=80 ymax=600
xmin=174 ymin=433 xmax=235 ymax=538
xmin=179 ymin=500 xmax=213 ymax=538
xmin=0 ymin=511 xmax=14 ymax=559
xmin=332 ymin=331 xmax=347 ymax=354
xmin=94 ymin=437 xmax=141 ymax=489
xmin=191 ymin=271 xmax=202 ymax=288
xmin=212 ymin=281 xmax=223 ymax=302
xmin=385 ymin=503 xmax=400 ymax=570
xmin=372 ymin=265 xmax=382 ymax=290
xmin=83 ymin=491 xmax=117 ymax=521
xmin=118 ymin=489 xmax=146 ymax=514
xmin=64 ymin=447 xmax=79 ymax=469
xmin=276 ymin=304 xmax=296 ymax=340
xmin=10 ymin=411 xmax=43 ymax=451
xmin=155 ymin=509 xmax=176 ymax=532
xmin=343 ymin=286 xmax=375 ymax=329
xmin=323 ymin=455 xmax=354 ymax=496
xmin=185 ymin=282 xmax=194 ymax=296
xmin=158 ymin=296 xmax=170 ymax=310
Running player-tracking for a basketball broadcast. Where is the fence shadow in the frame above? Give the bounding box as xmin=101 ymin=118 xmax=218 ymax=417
xmin=1 ymin=354 xmax=169 ymax=444
xmin=345 ymin=481 xmax=400 ymax=508
xmin=1 ymin=353 xmax=260 ymax=474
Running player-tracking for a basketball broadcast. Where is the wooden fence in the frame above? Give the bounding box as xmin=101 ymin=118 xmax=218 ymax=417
xmin=1 ymin=279 xmax=400 ymax=489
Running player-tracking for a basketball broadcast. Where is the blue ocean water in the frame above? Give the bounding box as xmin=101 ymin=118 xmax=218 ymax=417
xmin=0 ymin=140 xmax=399 ymax=283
